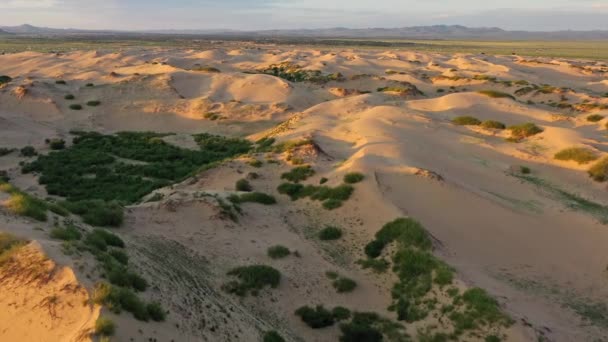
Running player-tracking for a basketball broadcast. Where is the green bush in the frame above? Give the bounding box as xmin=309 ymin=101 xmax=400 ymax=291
xmin=69 ymin=104 xmax=83 ymax=110
xmin=295 ymin=305 xmax=335 ymax=328
xmin=281 ymin=165 xmax=315 ymax=183
xmin=480 ymin=120 xmax=506 ymax=130
xmin=224 ymin=265 xmax=281 ymax=296
xmin=508 ymin=123 xmax=543 ymax=140
xmin=0 ymin=148 xmax=15 ymax=157
xmin=267 ymin=245 xmax=291 ymax=259
xmin=320 ymin=177 xmax=328 ymax=184
xmin=339 ymin=321 xmax=383 ymax=342
xmin=84 ymin=229 xmax=125 ymax=252
xmin=519 ymin=166 xmax=531 ymax=174
xmin=64 ymin=94 xmax=75 ymax=100
xmin=193 ymin=66 xmax=221 ymax=73
xmin=109 ymin=249 xmax=129 ymax=265
xmin=589 ymin=157 xmax=608 ymax=182
xmin=263 ymin=331 xmax=285 ymax=342
xmin=587 ymin=114 xmax=604 ymax=122
xmin=87 ymin=100 xmax=101 ymax=107
xmin=365 ymin=218 xmax=431 ymax=258
xmin=236 ymin=179 xmax=252 ymax=192
xmin=452 ymin=116 xmax=481 ymax=126
xmin=20 ymin=146 xmax=37 ymax=157
xmin=56 ymin=80 xmax=66 ymax=85
xmin=319 ymin=226 xmax=342 ymax=240
xmin=322 ymin=199 xmax=343 ymax=210
xmin=0 ymin=182 xmax=51 ymax=221
xmin=332 ymin=306 xmax=352 ymax=321
xmin=146 ymin=302 xmax=166 ymax=321
xmin=554 ymin=147 xmax=598 ymax=164
xmin=85 ymin=83 xmax=94 ymax=87
xmin=333 ymin=277 xmax=357 ymax=293
xmin=357 ymin=258 xmax=389 ymax=273
xmin=0 ymin=233 xmax=27 ymax=265
xmin=277 ymin=182 xmax=355 ymax=210
xmin=343 ymin=172 xmax=365 ymax=184
xmin=49 ymin=139 xmax=66 ymax=150
xmin=0 ymin=75 xmax=12 ymax=85
xmin=248 ymin=159 xmax=263 ymax=168
xmin=50 ymin=225 xmax=81 ymax=241
xmin=92 ymin=282 xmax=156 ymax=321
xmin=63 ymin=200 xmax=123 ymax=227
xmin=230 ymin=192 xmax=276 ymax=205
xmin=477 ymin=90 xmax=515 ymax=100
xmin=94 ymin=317 xmax=115 ymax=336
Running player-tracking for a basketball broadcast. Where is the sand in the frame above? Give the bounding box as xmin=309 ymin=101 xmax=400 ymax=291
xmin=1 ymin=46 xmax=608 ymax=341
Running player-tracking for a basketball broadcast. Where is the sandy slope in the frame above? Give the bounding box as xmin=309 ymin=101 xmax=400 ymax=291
xmin=1 ymin=46 xmax=608 ymax=341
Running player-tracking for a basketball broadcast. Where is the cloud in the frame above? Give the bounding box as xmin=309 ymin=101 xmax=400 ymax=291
xmin=0 ymin=0 xmax=58 ymax=8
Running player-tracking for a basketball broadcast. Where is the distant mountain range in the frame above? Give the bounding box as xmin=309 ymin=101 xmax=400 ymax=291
xmin=1 ymin=24 xmax=608 ymax=40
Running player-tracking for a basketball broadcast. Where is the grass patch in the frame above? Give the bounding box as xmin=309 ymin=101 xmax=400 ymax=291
xmin=281 ymin=165 xmax=315 ymax=183
xmin=0 ymin=181 xmax=67 ymax=221
xmin=50 ymin=224 xmax=81 ymax=241
xmin=507 ymin=123 xmax=543 ymax=140
xmin=0 ymin=148 xmax=15 ymax=157
xmin=0 ymin=233 xmax=27 ymax=266
xmin=277 ymin=182 xmax=354 ymax=210
xmin=235 ymin=179 xmax=252 ymax=192
xmin=554 ymin=147 xmax=598 ymax=164
xmin=452 ymin=116 xmax=481 ymax=126
xmin=318 ymin=226 xmax=343 ymax=240
xmin=223 ymin=265 xmax=281 ymax=296
xmin=55 ymin=80 xmax=66 ymax=85
xmin=480 ymin=120 xmax=506 ymax=130
xmin=587 ymin=114 xmax=604 ymax=122
xmin=229 ymin=192 xmax=276 ymax=205
xmin=589 ymin=157 xmax=608 ymax=182
xmin=344 ymin=172 xmax=365 ymax=184
xmin=62 ymin=200 xmax=123 ymax=227
xmin=48 ymin=139 xmax=66 ymax=150
xmin=267 ymin=245 xmax=291 ymax=259
xmin=263 ymin=331 xmax=285 ymax=342
xmin=477 ymin=90 xmax=515 ymax=100
xmin=248 ymin=159 xmax=263 ymax=168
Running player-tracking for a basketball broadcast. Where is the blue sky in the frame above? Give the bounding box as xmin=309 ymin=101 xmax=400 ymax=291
xmin=1 ymin=0 xmax=607 ymax=31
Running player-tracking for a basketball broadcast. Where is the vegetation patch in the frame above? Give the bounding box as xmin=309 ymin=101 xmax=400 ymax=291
xmin=235 ymin=179 xmax=252 ymax=192
xmin=343 ymin=172 xmax=365 ymax=184
xmin=258 ymin=62 xmax=344 ymax=84
xmin=332 ymin=275 xmax=357 ymax=293
xmin=263 ymin=331 xmax=285 ymax=342
xmin=0 ymin=148 xmax=15 ymax=157
xmin=507 ymin=123 xmax=543 ymax=141
xmin=93 ymin=282 xmax=165 ymax=321
xmin=318 ymin=226 xmax=343 ymax=240
xmin=64 ymin=94 xmax=75 ymax=100
xmin=87 ymin=100 xmax=101 ymax=107
xmin=480 ymin=120 xmax=506 ymax=130
xmin=229 ymin=192 xmax=276 ymax=205
xmin=267 ymin=245 xmax=291 ymax=259
xmin=587 ymin=114 xmax=604 ymax=122
xmin=281 ymin=165 xmax=315 ymax=183
xmin=69 ymin=104 xmax=83 ymax=110
xmin=295 ymin=305 xmax=336 ymax=328
xmin=477 ymin=90 xmax=515 ymax=100
xmin=0 ymin=181 xmax=67 ymax=221
xmin=277 ymin=182 xmax=354 ymax=210
xmin=20 ymin=146 xmax=37 ymax=157
xmin=223 ymin=265 xmax=281 ymax=296
xmin=192 ymin=65 xmax=220 ymax=73
xmin=0 ymin=75 xmax=12 ymax=85
xmin=589 ymin=157 xmax=608 ymax=182
xmin=0 ymin=233 xmax=27 ymax=266
xmin=452 ymin=116 xmax=481 ymax=126
xmin=94 ymin=317 xmax=115 ymax=336
xmin=554 ymin=147 xmax=598 ymax=164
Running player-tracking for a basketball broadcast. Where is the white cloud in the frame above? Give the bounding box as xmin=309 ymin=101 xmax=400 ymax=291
xmin=0 ymin=0 xmax=58 ymax=8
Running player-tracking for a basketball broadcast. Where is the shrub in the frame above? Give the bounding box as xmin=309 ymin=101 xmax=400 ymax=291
xmin=267 ymin=245 xmax=291 ymax=259
xmin=277 ymin=182 xmax=354 ymax=210
xmin=333 ymin=277 xmax=357 ymax=293
xmin=339 ymin=321 xmax=383 ymax=342
xmin=343 ymin=172 xmax=365 ymax=184
xmin=0 ymin=183 xmax=50 ymax=221
xmin=56 ymin=80 xmax=66 ymax=85
xmin=20 ymin=146 xmax=37 ymax=157
xmin=263 ymin=331 xmax=285 ymax=342
xmin=94 ymin=317 xmax=115 ymax=336
xmin=69 ymin=104 xmax=83 ymax=110
xmin=109 ymin=249 xmax=129 ymax=265
xmin=64 ymin=94 xmax=75 ymax=100
xmin=589 ymin=157 xmax=608 ymax=182
xmin=587 ymin=114 xmax=604 ymax=122
xmin=50 ymin=225 xmax=81 ymax=241
xmin=480 ymin=120 xmax=506 ymax=130
xmin=193 ymin=66 xmax=221 ymax=73
xmin=87 ymin=100 xmax=101 ymax=107
xmin=63 ymin=200 xmax=124 ymax=227
xmin=357 ymin=258 xmax=390 ymax=273
xmin=320 ymin=177 xmax=328 ymax=184
xmin=146 ymin=302 xmax=166 ymax=321
xmin=477 ymin=90 xmax=515 ymax=100
xmin=508 ymin=123 xmax=543 ymax=140
xmin=231 ymin=192 xmax=276 ymax=205
xmin=318 ymin=226 xmax=342 ymax=240
xmin=519 ymin=166 xmax=531 ymax=174
xmin=452 ymin=116 xmax=481 ymax=126
xmin=554 ymin=147 xmax=598 ymax=164
xmin=332 ymin=306 xmax=352 ymax=321
xmin=0 ymin=148 xmax=15 ymax=157
xmin=295 ymin=305 xmax=335 ymax=328
xmin=49 ymin=139 xmax=66 ymax=150
xmin=0 ymin=233 xmax=27 ymax=264
xmin=235 ymin=179 xmax=252 ymax=192
xmin=85 ymin=83 xmax=94 ymax=87
xmin=281 ymin=165 xmax=315 ymax=183
xmin=322 ymin=199 xmax=343 ymax=210
xmin=248 ymin=159 xmax=263 ymax=168
xmin=84 ymin=229 xmax=125 ymax=252
xmin=224 ymin=265 xmax=281 ymax=296
xmin=0 ymin=75 xmax=12 ymax=85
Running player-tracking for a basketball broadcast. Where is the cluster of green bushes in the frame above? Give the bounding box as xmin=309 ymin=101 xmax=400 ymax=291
xmin=21 ymin=131 xmax=252 ymax=225
xmin=263 ymin=331 xmax=285 ymax=342
xmin=0 ymin=181 xmax=67 ymax=221
xmin=554 ymin=147 xmax=598 ymax=165
xmin=281 ymin=165 xmax=315 ymax=183
xmin=228 ymin=192 xmax=276 ymax=205
xmin=295 ymin=305 xmax=349 ymax=329
xmin=223 ymin=265 xmax=281 ymax=296
xmin=343 ymin=172 xmax=365 ymax=184
xmin=277 ymin=182 xmax=354 ymax=210
xmin=451 ymin=116 xmax=506 ymax=130
xmin=93 ymin=282 xmax=165 ymax=322
xmin=46 ymin=138 xmax=66 ymax=150
xmin=258 ymin=62 xmax=344 ymax=84
xmin=192 ymin=66 xmax=221 ymax=73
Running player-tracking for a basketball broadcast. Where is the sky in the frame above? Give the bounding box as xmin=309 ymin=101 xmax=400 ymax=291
xmin=1 ymin=0 xmax=607 ymax=31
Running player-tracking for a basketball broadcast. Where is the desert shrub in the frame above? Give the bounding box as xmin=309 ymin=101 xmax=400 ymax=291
xmin=49 ymin=139 xmax=66 ymax=150
xmin=365 ymin=218 xmax=431 ymax=258
xmin=480 ymin=120 xmax=506 ymax=130
xmin=107 ymin=269 xmax=147 ymax=292
xmin=277 ymin=182 xmax=354 ymax=210
xmin=259 ymin=62 xmax=343 ymax=83
xmin=248 ymin=159 xmax=263 ymax=168
xmin=235 ymin=179 xmax=252 ymax=192
xmin=0 ymin=75 xmax=12 ymax=85
xmin=0 ymin=182 xmax=50 ymax=221
xmin=339 ymin=321 xmax=383 ymax=342
xmin=85 ymin=83 xmax=94 ymax=87
xmin=450 ymin=288 xmax=512 ymax=330
xmin=333 ymin=277 xmax=357 ymax=293
xmin=281 ymin=165 xmax=315 ymax=183
xmin=452 ymin=116 xmax=481 ymax=126
xmin=434 ymin=263 xmax=454 ymax=286
xmin=357 ymin=258 xmax=390 ymax=273
xmin=295 ymin=305 xmax=335 ymax=328
xmin=87 ymin=100 xmax=101 ymax=107
xmin=477 ymin=90 xmax=515 ymax=100
xmin=343 ymin=172 xmax=365 ymax=184
xmin=332 ymin=306 xmax=352 ymax=321
xmin=267 ymin=245 xmax=291 ymax=259
xmin=507 ymin=123 xmax=543 ymax=140
xmin=587 ymin=114 xmax=604 ymax=122
xmin=0 ymin=233 xmax=27 ymax=265
xmin=84 ymin=229 xmax=124 ymax=252
xmin=193 ymin=66 xmax=220 ymax=73
xmin=69 ymin=104 xmax=83 ymax=110
xmin=263 ymin=331 xmax=285 ymax=342
xmin=56 ymin=80 xmax=66 ymax=85
xmin=230 ymin=192 xmax=276 ymax=205
xmin=320 ymin=177 xmax=328 ymax=184
xmin=64 ymin=94 xmax=75 ymax=100
xmin=224 ymin=265 xmax=281 ymax=296
xmin=255 ymin=137 xmax=276 ymax=151
xmin=0 ymin=148 xmax=14 ymax=157
xmin=94 ymin=317 xmax=115 ymax=336
xmin=109 ymin=249 xmax=129 ymax=265
xmin=20 ymin=146 xmax=37 ymax=157
xmin=322 ymin=199 xmax=343 ymax=210
xmin=554 ymin=147 xmax=598 ymax=164
xmin=63 ymin=200 xmax=124 ymax=227
xmin=519 ymin=166 xmax=531 ymax=174
xmin=588 ymin=157 xmax=608 ymax=182
xmin=50 ymin=225 xmax=81 ymax=241
xmin=146 ymin=302 xmax=166 ymax=321
xmin=92 ymin=282 xmax=154 ymax=321
xmin=319 ymin=226 xmax=342 ymax=240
